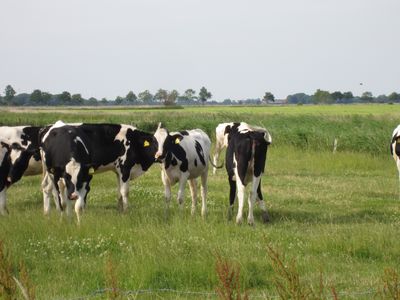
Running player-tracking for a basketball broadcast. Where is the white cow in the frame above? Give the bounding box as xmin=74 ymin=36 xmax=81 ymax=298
xmin=154 ymin=123 xmax=212 ymax=216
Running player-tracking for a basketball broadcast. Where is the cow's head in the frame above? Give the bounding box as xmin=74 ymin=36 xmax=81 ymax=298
xmin=154 ymin=123 xmax=169 ymax=161
xmin=126 ymin=128 xmax=158 ymax=169
xmin=7 ymin=142 xmax=38 ymax=185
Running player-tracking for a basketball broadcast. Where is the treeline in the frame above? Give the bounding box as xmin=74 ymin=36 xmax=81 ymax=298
xmin=0 ymin=85 xmax=212 ymax=106
xmin=286 ymin=89 xmax=400 ymax=104
xmin=1 ymin=85 xmax=400 ymax=106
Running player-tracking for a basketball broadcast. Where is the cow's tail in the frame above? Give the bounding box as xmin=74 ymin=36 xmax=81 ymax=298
xmin=208 ymin=156 xmax=223 ymax=169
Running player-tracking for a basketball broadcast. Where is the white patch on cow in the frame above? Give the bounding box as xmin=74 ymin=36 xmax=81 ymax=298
xmin=65 ymin=158 xmax=81 ymax=193
xmin=74 ymin=136 xmax=89 ymax=154
xmin=154 ymin=123 xmax=168 ymax=159
xmin=114 ymin=124 xmax=136 ymax=166
xmin=42 ymin=120 xmax=67 ymax=142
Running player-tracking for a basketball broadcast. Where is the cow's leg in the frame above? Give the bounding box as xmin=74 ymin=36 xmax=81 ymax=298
xmin=161 ymin=170 xmax=171 ymax=210
xmin=227 ymin=177 xmax=236 ymax=220
xmin=42 ymin=172 xmax=60 ymax=215
xmin=200 ymin=170 xmax=208 ymax=217
xmin=119 ymin=180 xmax=130 ymax=212
xmin=74 ymin=183 xmax=89 ymax=225
xmin=0 ymin=187 xmax=8 ymax=215
xmin=177 ymin=173 xmax=189 ymax=209
xmin=256 ymin=180 xmax=270 ymax=223
xmin=247 ymin=176 xmax=261 ymax=226
xmin=235 ymin=180 xmax=246 ymax=224
xmin=213 ymin=142 xmax=223 ymax=175
xmin=189 ymin=179 xmax=198 ymax=215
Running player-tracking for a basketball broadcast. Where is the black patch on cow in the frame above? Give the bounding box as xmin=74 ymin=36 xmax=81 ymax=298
xmin=162 ymin=134 xmax=188 ymax=172
xmin=171 ymin=158 xmax=178 ymax=166
xmin=194 ymin=141 xmax=206 ymax=165
xmin=0 ymin=145 xmax=11 ymax=191
xmin=179 ymin=130 xmax=189 ymax=136
xmin=194 ymin=159 xmax=197 ymax=167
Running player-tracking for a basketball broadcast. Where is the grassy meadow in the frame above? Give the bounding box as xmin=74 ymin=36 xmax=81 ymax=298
xmin=1 ymin=104 xmax=400 ymax=299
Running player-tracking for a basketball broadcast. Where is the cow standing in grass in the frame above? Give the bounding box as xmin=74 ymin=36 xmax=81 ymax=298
xmin=390 ymin=125 xmax=400 ymax=197
xmin=0 ymin=126 xmax=46 ymax=215
xmin=154 ymin=123 xmax=212 ymax=216
xmin=225 ymin=128 xmax=272 ymax=225
xmin=213 ymin=122 xmax=269 ymax=175
xmin=40 ymin=121 xmax=158 ymax=223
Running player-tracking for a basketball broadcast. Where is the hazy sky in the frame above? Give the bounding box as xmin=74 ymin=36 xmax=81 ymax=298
xmin=1 ymin=0 xmax=399 ymax=100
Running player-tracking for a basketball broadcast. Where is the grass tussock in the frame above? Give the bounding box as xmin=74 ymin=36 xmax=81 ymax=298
xmin=215 ymin=254 xmax=248 ymax=300
xmin=266 ymin=245 xmax=338 ymax=300
xmin=0 ymin=241 xmax=35 ymax=300
xmin=105 ymin=256 xmax=121 ymax=300
xmin=381 ymin=268 xmax=400 ymax=300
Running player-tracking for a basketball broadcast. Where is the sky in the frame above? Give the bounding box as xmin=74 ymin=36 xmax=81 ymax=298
xmin=1 ymin=0 xmax=399 ymax=101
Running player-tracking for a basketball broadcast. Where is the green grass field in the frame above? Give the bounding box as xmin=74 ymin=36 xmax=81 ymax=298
xmin=1 ymin=105 xmax=400 ymax=299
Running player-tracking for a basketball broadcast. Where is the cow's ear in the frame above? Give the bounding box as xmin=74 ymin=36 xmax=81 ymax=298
xmin=172 ymin=135 xmax=183 ymax=144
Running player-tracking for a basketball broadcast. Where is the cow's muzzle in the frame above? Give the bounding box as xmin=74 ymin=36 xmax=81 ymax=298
xmin=68 ymin=193 xmax=78 ymax=201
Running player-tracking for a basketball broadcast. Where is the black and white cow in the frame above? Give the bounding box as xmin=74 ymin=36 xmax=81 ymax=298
xmin=213 ymin=122 xmax=267 ymax=174
xmin=40 ymin=121 xmax=158 ymax=222
xmin=225 ymin=127 xmax=272 ymax=225
xmin=0 ymin=126 xmax=44 ymax=215
xmin=390 ymin=125 xmax=400 ymax=197
xmin=154 ymin=123 xmax=212 ymax=216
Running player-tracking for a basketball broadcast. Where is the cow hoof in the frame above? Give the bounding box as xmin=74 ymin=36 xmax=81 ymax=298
xmin=247 ymin=218 xmax=255 ymax=226
xmin=235 ymin=217 xmax=243 ymax=225
xmin=262 ymin=211 xmax=270 ymax=223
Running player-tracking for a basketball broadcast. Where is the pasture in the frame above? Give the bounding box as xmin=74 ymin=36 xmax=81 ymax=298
xmin=1 ymin=104 xmax=400 ymax=299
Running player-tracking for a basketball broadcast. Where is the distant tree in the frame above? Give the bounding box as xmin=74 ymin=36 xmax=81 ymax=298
xmin=58 ymin=91 xmax=71 ymax=105
xmin=30 ymin=89 xmax=43 ymax=105
xmin=154 ymin=89 xmax=168 ymax=103
xmin=312 ymin=89 xmax=334 ymax=104
xmin=361 ymin=91 xmax=373 ymax=102
xmin=286 ymin=93 xmax=312 ymax=104
xmin=183 ymin=89 xmax=196 ymax=101
xmin=342 ymin=91 xmax=354 ymax=99
xmin=262 ymin=92 xmax=275 ymax=103
xmin=4 ymin=85 xmax=16 ymax=105
xmin=376 ymin=94 xmax=388 ymax=103
xmin=100 ymin=98 xmax=108 ymax=105
xmin=41 ymin=92 xmax=52 ymax=105
xmin=222 ymin=99 xmax=232 ymax=105
xmin=115 ymin=96 xmax=124 ymax=105
xmin=87 ymin=97 xmax=98 ymax=106
xmin=138 ymin=90 xmax=153 ymax=103
xmin=126 ymin=91 xmax=137 ymax=104
xmin=199 ymin=87 xmax=212 ymax=105
xmin=71 ymin=94 xmax=84 ymax=105
xmin=330 ymin=91 xmax=344 ymax=101
xmin=388 ymin=92 xmax=400 ymax=102
xmin=166 ymin=90 xmax=179 ymax=105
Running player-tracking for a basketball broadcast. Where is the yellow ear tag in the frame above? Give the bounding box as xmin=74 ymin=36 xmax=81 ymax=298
xmin=175 ymin=138 xmax=180 ymax=144
xmin=89 ymin=167 xmax=95 ymax=175
xmin=143 ymin=140 xmax=150 ymax=147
